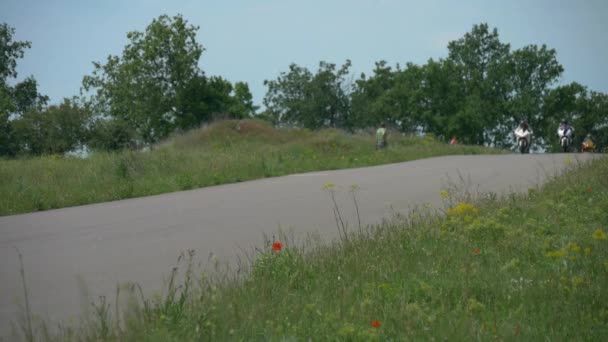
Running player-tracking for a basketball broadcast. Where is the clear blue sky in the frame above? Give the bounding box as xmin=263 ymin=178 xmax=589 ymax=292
xmin=2 ymin=0 xmax=607 ymax=107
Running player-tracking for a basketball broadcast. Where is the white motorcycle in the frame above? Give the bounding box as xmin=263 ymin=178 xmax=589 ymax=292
xmin=514 ymin=128 xmax=532 ymax=154
xmin=557 ymin=127 xmax=574 ymax=152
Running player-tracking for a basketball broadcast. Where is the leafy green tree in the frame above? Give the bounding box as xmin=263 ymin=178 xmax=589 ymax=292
xmin=446 ymin=23 xmax=512 ymax=145
xmin=11 ymin=98 xmax=90 ymax=154
xmin=263 ymin=60 xmax=351 ymax=129
xmin=349 ymin=61 xmax=396 ymax=130
xmin=507 ymin=44 xmax=563 ymax=147
xmin=83 ymin=15 xmax=204 ymax=143
xmin=88 ymin=117 xmax=136 ymax=151
xmin=229 ymin=82 xmax=258 ymax=118
xmin=581 ymin=91 xmax=608 ymax=151
xmin=538 ymin=82 xmax=585 ymax=151
xmin=0 ymin=23 xmax=48 ymax=156
xmin=417 ymin=59 xmax=464 ymax=139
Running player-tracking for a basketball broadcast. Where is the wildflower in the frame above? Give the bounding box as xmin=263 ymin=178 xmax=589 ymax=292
xmin=584 ymin=247 xmax=592 ymax=256
xmin=371 ymin=320 xmax=381 ymax=328
xmin=565 ymin=242 xmax=581 ymax=253
xmin=272 ymin=242 xmax=284 ymax=251
xmin=446 ymin=202 xmax=479 ymax=217
xmin=572 ymin=276 xmax=585 ymax=287
xmin=440 ymin=190 xmax=449 ymax=198
xmin=473 ymin=248 xmax=481 ymax=255
xmin=323 ymin=182 xmax=335 ymax=190
xmin=592 ymin=229 xmax=606 ymax=241
xmin=545 ymin=249 xmax=567 ymax=258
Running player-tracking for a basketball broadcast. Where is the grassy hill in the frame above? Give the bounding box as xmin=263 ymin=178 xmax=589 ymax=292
xmin=0 ymin=120 xmax=501 ymax=216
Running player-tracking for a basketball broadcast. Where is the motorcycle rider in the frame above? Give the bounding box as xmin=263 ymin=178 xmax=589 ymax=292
xmin=514 ymin=120 xmax=533 ymax=153
xmin=582 ymin=134 xmax=595 ymax=152
xmin=557 ymin=120 xmax=575 ymax=149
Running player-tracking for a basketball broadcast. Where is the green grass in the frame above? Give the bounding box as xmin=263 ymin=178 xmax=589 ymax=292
xmin=0 ymin=120 xmax=500 ymax=216
xmin=29 ymin=156 xmax=608 ymax=341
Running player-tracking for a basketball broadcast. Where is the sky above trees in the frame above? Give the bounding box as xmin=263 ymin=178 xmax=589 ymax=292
xmin=1 ymin=0 xmax=607 ymax=106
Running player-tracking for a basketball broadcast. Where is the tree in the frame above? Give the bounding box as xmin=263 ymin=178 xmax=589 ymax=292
xmin=507 ymin=44 xmax=563 ymax=147
xmin=580 ymin=91 xmax=608 ymax=151
xmin=417 ymin=59 xmax=464 ymax=139
xmin=12 ymin=98 xmax=90 ymax=154
xmin=83 ymin=15 xmax=204 ymax=143
xmin=263 ymin=60 xmax=352 ymax=129
xmin=447 ymin=23 xmax=512 ymax=145
xmin=229 ymin=81 xmax=258 ymax=119
xmin=349 ymin=61 xmax=396 ymax=130
xmin=0 ymin=23 xmax=48 ymax=156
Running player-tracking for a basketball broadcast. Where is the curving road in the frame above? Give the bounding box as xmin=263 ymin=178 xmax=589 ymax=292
xmin=0 ymin=153 xmax=600 ymax=338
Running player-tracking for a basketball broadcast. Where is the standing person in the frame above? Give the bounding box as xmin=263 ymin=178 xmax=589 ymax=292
xmin=376 ymin=122 xmax=387 ymax=149
xmin=450 ymin=136 xmax=458 ymax=145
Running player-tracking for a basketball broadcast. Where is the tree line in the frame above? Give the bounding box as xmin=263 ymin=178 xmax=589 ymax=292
xmin=1 ymin=17 xmax=606 ymax=157
xmin=263 ymin=24 xmax=608 ymax=151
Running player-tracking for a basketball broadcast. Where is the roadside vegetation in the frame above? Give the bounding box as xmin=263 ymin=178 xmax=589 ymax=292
xmin=19 ymin=156 xmax=607 ymax=341
xmin=0 ymin=120 xmax=500 ymax=216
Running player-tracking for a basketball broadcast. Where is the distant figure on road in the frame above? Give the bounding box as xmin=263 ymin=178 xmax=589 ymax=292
xmin=450 ymin=136 xmax=458 ymax=145
xmin=376 ymin=122 xmax=387 ymax=149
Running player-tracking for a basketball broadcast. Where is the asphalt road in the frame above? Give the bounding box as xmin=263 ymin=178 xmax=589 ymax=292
xmin=0 ymin=153 xmax=600 ymax=338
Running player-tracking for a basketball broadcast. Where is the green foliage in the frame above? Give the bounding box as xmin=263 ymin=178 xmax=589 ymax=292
xmin=541 ymin=84 xmax=608 ymax=151
xmin=0 ymin=23 xmax=48 ymax=156
xmin=82 ymin=15 xmax=256 ymax=146
xmin=11 ymin=98 xmax=90 ymax=155
xmin=266 ymin=22 xmax=595 ymax=150
xmin=82 ymin=15 xmax=204 ymax=143
xmin=263 ymin=60 xmax=352 ymax=129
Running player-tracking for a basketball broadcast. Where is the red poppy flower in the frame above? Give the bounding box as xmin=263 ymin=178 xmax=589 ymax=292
xmin=272 ymin=242 xmax=283 ymax=251
xmin=473 ymin=248 xmax=481 ymax=255
xmin=371 ymin=320 xmax=381 ymax=328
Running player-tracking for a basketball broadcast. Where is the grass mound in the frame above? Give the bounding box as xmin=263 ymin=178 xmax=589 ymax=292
xmin=0 ymin=120 xmax=501 ymax=216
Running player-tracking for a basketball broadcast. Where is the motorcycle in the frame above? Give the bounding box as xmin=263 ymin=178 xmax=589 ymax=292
xmin=559 ymin=135 xmax=571 ymax=152
xmin=514 ymin=129 xmax=532 ymax=154
xmin=517 ymin=137 xmax=529 ymax=154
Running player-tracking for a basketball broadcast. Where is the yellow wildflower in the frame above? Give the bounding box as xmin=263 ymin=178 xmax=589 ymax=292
xmin=592 ymin=229 xmax=606 ymax=241
xmin=440 ymin=190 xmax=449 ymax=198
xmin=323 ymin=182 xmax=335 ymax=190
xmin=572 ymin=276 xmax=585 ymax=287
xmin=446 ymin=202 xmax=479 ymax=217
xmin=545 ymin=250 xmax=567 ymax=258
xmin=565 ymin=242 xmax=581 ymax=254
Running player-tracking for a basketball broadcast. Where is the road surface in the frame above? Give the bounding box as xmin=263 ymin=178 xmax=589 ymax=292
xmin=0 ymin=153 xmax=600 ymax=338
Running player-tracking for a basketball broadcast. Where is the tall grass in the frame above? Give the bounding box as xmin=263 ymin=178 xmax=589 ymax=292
xmin=0 ymin=120 xmax=500 ymax=216
xmin=29 ymin=156 xmax=608 ymax=341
